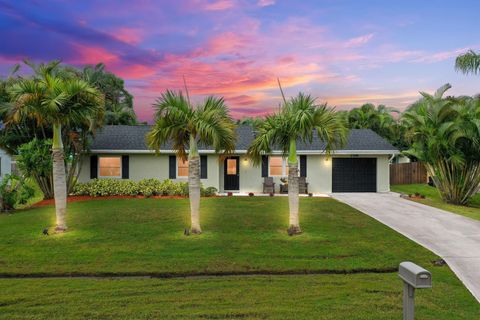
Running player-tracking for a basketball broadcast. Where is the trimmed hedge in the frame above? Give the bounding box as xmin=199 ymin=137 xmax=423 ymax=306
xmin=73 ymin=179 xmax=217 ymax=197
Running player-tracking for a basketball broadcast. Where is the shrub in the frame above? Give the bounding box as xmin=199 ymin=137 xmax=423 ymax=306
xmin=248 ymin=192 xmax=254 ymax=197
xmin=73 ymin=179 xmax=217 ymax=197
xmin=16 ymin=139 xmax=54 ymax=199
xmin=0 ymin=174 xmax=35 ymax=211
xmin=202 ymin=186 xmax=218 ymax=197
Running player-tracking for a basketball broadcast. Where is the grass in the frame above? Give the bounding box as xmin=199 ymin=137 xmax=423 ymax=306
xmin=391 ymin=184 xmax=480 ymax=221
xmin=0 ymin=197 xmax=478 ymax=319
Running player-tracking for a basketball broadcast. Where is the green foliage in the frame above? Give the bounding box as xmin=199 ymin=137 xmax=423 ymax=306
xmin=1 ymin=60 xmax=107 ymax=196
xmin=0 ymin=174 xmax=35 ymax=211
xmin=248 ymin=92 xmax=347 ymax=164
xmin=346 ymin=103 xmax=408 ymax=150
xmin=16 ymin=138 xmax=54 ymax=199
xmin=202 ymin=186 xmax=218 ymax=197
xmin=402 ymin=84 xmax=480 ymax=205
xmin=455 ymin=49 xmax=480 ymax=75
xmin=73 ymin=179 xmax=217 ymax=197
xmin=80 ymin=63 xmax=137 ymax=125
xmin=147 ymin=90 xmax=237 ymax=160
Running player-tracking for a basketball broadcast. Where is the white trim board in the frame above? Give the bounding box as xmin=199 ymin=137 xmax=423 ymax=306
xmin=88 ymin=149 xmax=399 ymax=155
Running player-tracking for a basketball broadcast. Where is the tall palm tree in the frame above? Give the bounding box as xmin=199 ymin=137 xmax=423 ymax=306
xmin=403 ymin=84 xmax=480 ymax=205
xmin=248 ymin=92 xmax=347 ymax=234
xmin=5 ymin=61 xmax=104 ymax=232
xmin=147 ymin=90 xmax=236 ymax=234
xmin=455 ymin=50 xmax=480 ymax=75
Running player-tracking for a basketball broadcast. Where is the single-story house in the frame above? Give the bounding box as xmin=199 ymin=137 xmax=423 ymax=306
xmin=78 ymin=125 xmax=399 ymax=193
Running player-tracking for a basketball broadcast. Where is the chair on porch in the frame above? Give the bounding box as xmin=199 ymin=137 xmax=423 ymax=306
xmin=263 ymin=177 xmax=275 ymax=194
xmin=299 ymin=177 xmax=309 ymax=194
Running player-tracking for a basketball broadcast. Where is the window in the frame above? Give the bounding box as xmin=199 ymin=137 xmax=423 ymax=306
xmin=269 ymin=156 xmax=297 ymax=176
xmin=269 ymin=156 xmax=283 ymax=176
xmin=99 ymin=157 xmax=121 ymax=178
xmin=177 ymin=158 xmax=188 ymax=177
xmin=227 ymin=158 xmax=237 ymax=175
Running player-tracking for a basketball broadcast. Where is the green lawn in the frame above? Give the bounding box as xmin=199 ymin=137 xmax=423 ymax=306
xmin=391 ymin=184 xmax=480 ymax=221
xmin=0 ymin=197 xmax=478 ymax=319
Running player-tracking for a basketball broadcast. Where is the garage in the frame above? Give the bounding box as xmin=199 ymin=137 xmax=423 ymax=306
xmin=332 ymin=158 xmax=377 ymax=192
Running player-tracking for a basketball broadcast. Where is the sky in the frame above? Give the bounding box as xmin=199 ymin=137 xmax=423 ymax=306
xmin=1 ymin=0 xmax=480 ymax=122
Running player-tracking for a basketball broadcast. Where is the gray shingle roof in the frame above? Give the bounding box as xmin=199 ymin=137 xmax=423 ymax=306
xmin=89 ymin=125 xmax=397 ymax=152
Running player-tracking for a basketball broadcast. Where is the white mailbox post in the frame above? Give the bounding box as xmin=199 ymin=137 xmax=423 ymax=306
xmin=398 ymin=262 xmax=432 ymax=320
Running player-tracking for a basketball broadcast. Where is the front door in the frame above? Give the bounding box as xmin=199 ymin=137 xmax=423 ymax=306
xmin=224 ymin=156 xmax=240 ymax=190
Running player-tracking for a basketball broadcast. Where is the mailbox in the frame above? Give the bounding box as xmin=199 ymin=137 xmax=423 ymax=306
xmin=399 ymin=261 xmax=432 ymax=320
xmin=399 ymin=261 xmax=432 ymax=289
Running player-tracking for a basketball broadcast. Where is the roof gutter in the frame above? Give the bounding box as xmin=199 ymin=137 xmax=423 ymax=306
xmin=88 ymin=149 xmax=400 ymax=155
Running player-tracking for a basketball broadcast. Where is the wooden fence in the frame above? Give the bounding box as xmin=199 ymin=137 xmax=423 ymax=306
xmin=390 ymin=162 xmax=428 ymax=185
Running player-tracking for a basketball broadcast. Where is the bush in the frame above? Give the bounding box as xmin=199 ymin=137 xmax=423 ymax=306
xmin=16 ymin=139 xmax=54 ymax=199
xmin=0 ymin=174 xmax=35 ymax=212
xmin=202 ymin=186 xmax=217 ymax=197
xmin=73 ymin=179 xmax=217 ymax=197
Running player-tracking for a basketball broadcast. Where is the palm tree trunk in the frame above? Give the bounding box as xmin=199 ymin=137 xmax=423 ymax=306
xmin=287 ymin=138 xmax=301 ymax=235
xmin=52 ymin=124 xmax=67 ymax=232
xmin=188 ymin=135 xmax=202 ymax=234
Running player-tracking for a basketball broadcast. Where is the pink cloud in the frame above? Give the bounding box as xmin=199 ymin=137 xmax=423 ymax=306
xmin=112 ymin=27 xmax=144 ymax=45
xmin=257 ymin=0 xmax=275 ymax=7
xmin=203 ymin=0 xmax=236 ymax=11
xmin=70 ymin=43 xmax=119 ymax=65
xmin=345 ymin=33 xmax=374 ymax=47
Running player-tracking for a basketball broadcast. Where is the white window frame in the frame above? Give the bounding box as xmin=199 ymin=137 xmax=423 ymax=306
xmin=98 ymin=156 xmax=122 ymax=179
xmin=176 ymin=157 xmax=189 ymax=179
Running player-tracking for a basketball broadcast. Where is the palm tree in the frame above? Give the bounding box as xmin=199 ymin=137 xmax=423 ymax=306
xmin=455 ymin=50 xmax=480 ymax=75
xmin=403 ymin=84 xmax=480 ymax=205
xmin=248 ymin=92 xmax=347 ymax=234
xmin=5 ymin=61 xmax=104 ymax=232
xmin=147 ymin=90 xmax=236 ymax=234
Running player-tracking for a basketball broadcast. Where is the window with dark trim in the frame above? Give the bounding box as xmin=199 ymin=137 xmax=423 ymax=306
xmin=98 ymin=157 xmax=121 ymax=178
xmin=177 ymin=158 xmax=188 ymax=177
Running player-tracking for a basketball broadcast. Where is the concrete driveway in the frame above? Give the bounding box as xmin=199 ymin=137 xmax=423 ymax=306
xmin=332 ymin=192 xmax=480 ymax=302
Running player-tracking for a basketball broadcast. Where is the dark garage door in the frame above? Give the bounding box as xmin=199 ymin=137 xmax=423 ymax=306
xmin=332 ymin=158 xmax=377 ymax=192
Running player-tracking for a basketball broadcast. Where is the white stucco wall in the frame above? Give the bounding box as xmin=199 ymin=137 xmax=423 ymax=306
xmin=304 ymin=155 xmax=332 ymax=193
xmin=78 ymin=153 xmax=391 ymax=194
xmin=376 ymin=154 xmax=390 ymax=192
xmin=78 ymin=154 xmax=220 ymax=190
xmin=0 ymin=148 xmax=12 ymax=181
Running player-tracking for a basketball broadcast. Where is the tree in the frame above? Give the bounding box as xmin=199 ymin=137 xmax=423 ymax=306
xmin=403 ymin=84 xmax=480 ymax=205
xmin=4 ymin=61 xmax=104 ymax=231
xmin=147 ymin=90 xmax=236 ymax=234
xmin=237 ymin=117 xmax=262 ymax=128
xmin=455 ymin=50 xmax=480 ymax=75
xmin=248 ymin=92 xmax=347 ymax=234
xmin=81 ymin=63 xmax=137 ymax=125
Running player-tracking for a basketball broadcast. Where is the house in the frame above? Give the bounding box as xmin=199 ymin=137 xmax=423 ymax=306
xmin=78 ymin=125 xmax=399 ymax=193
xmin=0 ymin=147 xmax=12 ymax=181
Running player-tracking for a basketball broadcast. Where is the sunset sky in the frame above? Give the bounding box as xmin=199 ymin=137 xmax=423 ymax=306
xmin=1 ymin=0 xmax=479 ymax=121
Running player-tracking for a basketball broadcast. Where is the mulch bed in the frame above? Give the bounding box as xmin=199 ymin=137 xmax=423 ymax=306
xmin=33 ymin=195 xmax=189 ymax=207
